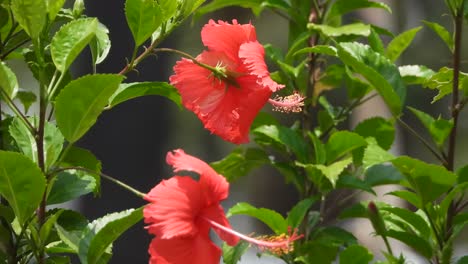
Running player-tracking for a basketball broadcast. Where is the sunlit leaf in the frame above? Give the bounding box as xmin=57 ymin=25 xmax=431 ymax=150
xmin=0 ymin=62 xmax=18 ymax=99
xmin=423 ymin=20 xmax=454 ymax=52
xmin=51 ymin=18 xmax=98 ymax=72
xmin=337 ymin=42 xmax=406 ymax=115
xmin=90 ymin=22 xmax=111 ymax=67
xmin=55 ymin=74 xmax=124 ymax=143
xmin=79 ymin=208 xmax=143 ymax=264
xmin=287 ymin=197 xmax=317 ymax=229
xmin=0 ymin=151 xmax=46 ymax=224
xmin=385 ymin=26 xmax=422 ymax=62
xmin=399 ymin=65 xmax=435 ymax=85
xmin=11 ymin=0 xmax=46 ymax=39
xmin=227 ymin=202 xmax=287 ymax=234
xmin=222 ymin=241 xmax=249 ymax=264
xmin=392 ymin=156 xmax=456 ymax=206
xmin=125 ymin=0 xmax=162 ymax=46
xmin=108 ymin=82 xmax=181 ymax=109
xmin=326 ymin=131 xmax=367 ymax=163
xmin=308 ymin=23 xmax=371 ymax=37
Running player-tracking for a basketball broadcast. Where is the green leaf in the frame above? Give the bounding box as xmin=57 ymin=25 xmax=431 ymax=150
xmin=44 ymin=122 xmax=64 ymax=170
xmin=386 ymin=230 xmax=432 ymax=258
xmin=458 ymin=164 xmax=468 ymax=183
xmin=40 ymin=209 xmax=64 ymax=246
xmin=227 ymin=202 xmax=287 ymax=234
xmin=364 ymin=164 xmax=403 ymax=186
xmin=46 ymin=0 xmax=66 ymax=21
xmin=158 ymin=0 xmax=178 ymax=21
xmin=9 ymin=117 xmax=37 ymax=163
xmin=380 ymin=207 xmax=430 ymax=238
xmin=307 ymin=157 xmax=353 ymax=187
xmin=90 ymin=22 xmax=111 ymax=67
xmin=253 ymin=124 xmax=310 ymax=162
xmin=108 ymin=82 xmax=181 ymax=109
xmin=287 ymin=197 xmax=317 ymax=229
xmin=210 ymin=148 xmax=269 ymax=182
xmin=51 ymin=18 xmax=98 ymax=72
xmin=79 ymin=207 xmax=143 ymax=264
xmin=55 ymin=74 xmax=124 ymax=143
xmin=325 ymin=131 xmax=367 ymax=163
xmin=125 ymin=0 xmax=162 ymax=46
xmin=422 ymin=21 xmax=454 ymax=52
xmin=308 ymin=132 xmax=326 ymax=165
xmin=293 ymin=45 xmax=338 ymax=57
xmin=61 ymin=146 xmax=102 ymax=195
xmin=457 ymin=256 xmax=468 ymax=264
xmin=368 ymin=27 xmax=385 ymax=54
xmin=339 ymin=245 xmax=373 ymax=264
xmin=354 ymin=117 xmax=395 ymax=150
xmin=399 ymin=65 xmax=435 ymax=85
xmin=385 ymin=26 xmax=422 ymax=62
xmin=387 ymin=190 xmax=421 ymax=208
xmin=362 ymin=138 xmax=395 ymax=170
xmin=311 ymin=226 xmax=357 ymax=246
xmin=422 ymin=67 xmax=468 ymax=102
xmin=222 ymin=241 xmax=249 ymax=264
xmin=180 ymin=0 xmax=207 ymax=17
xmin=55 ymin=210 xmax=89 ymax=253
xmin=0 ymin=62 xmax=18 ymax=99
xmin=195 ymin=0 xmax=264 ymax=17
xmin=337 ymin=42 xmax=406 ymax=115
xmin=392 ymin=156 xmax=456 ymax=206
xmin=408 ymin=106 xmax=453 ymax=147
xmin=47 ymin=170 xmax=96 ymax=205
xmin=16 ymin=91 xmax=37 ymax=113
xmin=11 ymin=0 xmax=46 ymax=39
xmin=327 ymin=0 xmax=391 ymax=20
xmin=0 ymin=151 xmax=46 ymax=224
xmin=336 ymin=174 xmax=375 ymax=195
xmin=308 ymin=23 xmax=371 ymax=37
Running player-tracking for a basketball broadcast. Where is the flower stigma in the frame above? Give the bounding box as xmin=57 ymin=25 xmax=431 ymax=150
xmin=203 ymin=217 xmax=303 ymax=255
xmin=268 ymin=92 xmax=305 ymax=113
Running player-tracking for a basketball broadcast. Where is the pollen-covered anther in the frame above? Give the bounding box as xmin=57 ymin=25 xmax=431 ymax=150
xmin=255 ymin=227 xmax=303 ymax=255
xmin=268 ymin=92 xmax=305 ymax=113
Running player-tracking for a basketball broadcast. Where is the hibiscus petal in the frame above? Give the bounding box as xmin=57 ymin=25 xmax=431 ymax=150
xmin=201 ymin=204 xmax=240 ymax=246
xmin=239 ymin=41 xmax=284 ymax=92
xmin=144 ymin=176 xmax=202 ymax=239
xmin=166 ymin=149 xmax=229 ymax=203
xmin=149 ymin=234 xmax=221 ymax=264
xmin=201 ymin=19 xmax=257 ymax=62
xmin=169 ymin=56 xmax=226 ymax=115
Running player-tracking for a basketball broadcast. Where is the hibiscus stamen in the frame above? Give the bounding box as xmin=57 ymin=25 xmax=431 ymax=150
xmin=203 ymin=217 xmax=303 ymax=255
xmin=268 ymin=92 xmax=305 ymax=113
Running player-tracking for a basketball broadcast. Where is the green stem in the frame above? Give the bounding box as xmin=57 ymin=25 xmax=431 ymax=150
xmin=51 ymin=166 xmax=146 ymax=198
xmin=47 ymin=72 xmax=65 ymax=101
xmin=423 ymin=207 xmax=444 ymax=251
xmin=397 ymin=118 xmax=447 ymax=166
xmin=0 ymin=88 xmax=35 ymax=134
xmin=444 ymin=6 xmax=464 ymax=262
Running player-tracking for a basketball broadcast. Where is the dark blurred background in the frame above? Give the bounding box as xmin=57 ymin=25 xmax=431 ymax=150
xmin=67 ymin=0 xmax=467 ymax=263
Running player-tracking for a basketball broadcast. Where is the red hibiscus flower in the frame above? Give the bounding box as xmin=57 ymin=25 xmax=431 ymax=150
xmin=144 ymin=149 xmax=302 ymax=264
xmin=169 ymin=20 xmax=303 ymax=144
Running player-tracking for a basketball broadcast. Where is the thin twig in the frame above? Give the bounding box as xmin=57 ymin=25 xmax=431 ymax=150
xmin=50 ymin=166 xmax=146 ymax=198
xmin=0 ymin=88 xmax=35 ymax=134
xmin=397 ymin=118 xmax=448 ymax=166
